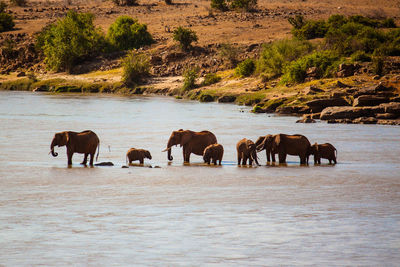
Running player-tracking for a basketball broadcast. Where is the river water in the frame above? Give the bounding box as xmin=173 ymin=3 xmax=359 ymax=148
xmin=0 ymin=91 xmax=399 ymax=266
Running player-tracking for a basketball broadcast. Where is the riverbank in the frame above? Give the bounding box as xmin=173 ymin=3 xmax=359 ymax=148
xmin=1 ymin=68 xmax=400 ymax=125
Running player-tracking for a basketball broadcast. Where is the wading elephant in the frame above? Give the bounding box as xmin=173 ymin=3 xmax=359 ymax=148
xmin=255 ymin=134 xmax=274 ymax=162
xmin=257 ymin=134 xmax=311 ymax=164
xmin=50 ymin=130 xmax=100 ymax=166
xmin=310 ymin=143 xmax=337 ymax=164
xmin=236 ymin=138 xmax=260 ymax=166
xmin=203 ymin=143 xmax=224 ymax=165
xmin=126 ymin=148 xmax=152 ymax=164
xmin=163 ymin=129 xmax=217 ymax=163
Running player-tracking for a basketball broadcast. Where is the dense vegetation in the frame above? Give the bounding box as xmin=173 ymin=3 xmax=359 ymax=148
xmin=173 ymin=27 xmax=198 ymax=51
xmin=0 ymin=1 xmax=14 ymax=33
xmin=211 ymin=0 xmax=257 ymax=11
xmin=256 ymin=14 xmax=399 ymax=83
xmin=182 ymin=67 xmax=199 ymax=92
xmin=122 ymin=51 xmax=150 ymax=86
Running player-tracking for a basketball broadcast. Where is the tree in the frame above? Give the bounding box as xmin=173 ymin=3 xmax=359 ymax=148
xmin=173 ymin=27 xmax=198 ymax=51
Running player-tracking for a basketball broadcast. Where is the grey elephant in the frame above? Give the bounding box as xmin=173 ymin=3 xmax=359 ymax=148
xmin=310 ymin=143 xmax=337 ymax=164
xmin=126 ymin=148 xmax=152 ymax=164
xmin=236 ymin=138 xmax=260 ymax=166
xmin=50 ymin=130 xmax=100 ymax=166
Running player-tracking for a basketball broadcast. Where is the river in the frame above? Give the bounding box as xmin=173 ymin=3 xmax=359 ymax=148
xmin=0 ymin=91 xmax=399 ymax=266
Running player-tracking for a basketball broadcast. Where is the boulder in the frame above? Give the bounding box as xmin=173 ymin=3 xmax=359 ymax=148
xmin=336 ymin=63 xmax=358 ymax=77
xmin=296 ymin=117 xmax=316 ymax=123
xmin=303 ymin=85 xmax=324 ymax=95
xmin=352 ymin=117 xmax=377 ymax=124
xmin=377 ymin=119 xmax=400 ymax=125
xmin=376 ymin=113 xmax=399 ymax=119
xmin=218 ymin=95 xmax=236 ymax=103
xmin=320 ymin=106 xmax=364 ymax=120
xmin=379 ymin=102 xmax=400 ymax=115
xmin=353 ymin=95 xmax=390 ymax=107
xmin=306 ymin=97 xmax=350 ymax=113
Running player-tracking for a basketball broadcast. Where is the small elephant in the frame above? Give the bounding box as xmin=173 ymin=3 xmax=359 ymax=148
xmin=203 ymin=144 xmax=224 ymax=165
xmin=236 ymin=138 xmax=260 ymax=166
xmin=310 ymin=143 xmax=337 ymax=164
xmin=126 ymin=148 xmax=152 ymax=164
xmin=50 ymin=130 xmax=100 ymax=166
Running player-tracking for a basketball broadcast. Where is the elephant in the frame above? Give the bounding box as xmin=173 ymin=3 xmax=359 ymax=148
xmin=236 ymin=138 xmax=260 ymax=166
xmin=255 ymin=134 xmax=274 ymax=162
xmin=50 ymin=130 xmax=100 ymax=166
xmin=126 ymin=148 xmax=152 ymax=164
xmin=162 ymin=129 xmax=217 ymax=163
xmin=310 ymin=143 xmax=337 ymax=164
xmin=203 ymin=143 xmax=224 ymax=165
xmin=256 ymin=134 xmax=311 ymax=165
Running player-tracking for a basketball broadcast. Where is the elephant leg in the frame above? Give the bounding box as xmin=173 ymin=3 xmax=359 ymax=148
xmin=314 ymin=157 xmax=318 ymax=164
xmin=242 ymin=156 xmax=247 ymax=165
xmin=140 ymin=158 xmax=144 ymax=164
xmin=278 ymin=152 xmax=286 ymax=163
xmin=333 ymin=157 xmax=337 ymax=164
xmin=266 ymin=151 xmax=270 ymax=162
xmin=249 ymin=158 xmax=253 ymax=165
xmin=89 ymin=153 xmax=95 ymax=166
xmin=212 ymin=158 xmax=217 ymax=165
xmin=67 ymin=151 xmax=73 ymax=165
xmin=81 ymin=153 xmax=88 ymax=165
xmin=237 ymin=154 xmax=242 ymax=165
xmin=271 ymin=153 xmax=276 ymax=163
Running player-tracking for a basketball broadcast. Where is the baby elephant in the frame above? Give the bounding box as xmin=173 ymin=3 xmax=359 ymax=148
xmin=236 ymin=138 xmax=260 ymax=166
xmin=310 ymin=143 xmax=337 ymax=164
xmin=203 ymin=144 xmax=224 ymax=165
xmin=126 ymin=148 xmax=152 ymax=164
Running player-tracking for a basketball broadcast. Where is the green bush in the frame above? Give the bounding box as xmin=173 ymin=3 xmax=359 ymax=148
xmin=282 ymin=51 xmax=341 ymax=83
xmin=107 ymin=16 xmax=153 ymax=51
xmin=173 ymin=26 xmax=198 ymax=51
xmin=292 ymin=20 xmax=328 ymax=40
xmin=122 ymin=51 xmax=151 ymax=86
xmin=256 ymin=38 xmax=312 ymax=77
xmin=10 ymin=0 xmax=26 ymax=6
xmin=235 ymin=58 xmax=255 ymax=77
xmin=372 ymin=56 xmax=385 ymax=76
xmin=36 ymin=11 xmax=106 ymax=72
xmin=218 ymin=42 xmax=239 ymax=67
xmin=380 ymin=18 xmax=396 ymax=28
xmin=351 ymin=51 xmax=371 ymax=62
xmin=327 ymin=14 xmax=347 ymax=28
xmin=288 ymin=15 xmax=306 ymax=29
xmin=0 ymin=12 xmax=14 ymax=33
xmin=201 ymin=73 xmax=221 ymax=86
xmin=0 ymin=1 xmax=6 ymax=12
xmin=182 ymin=67 xmax=198 ymax=92
xmin=230 ymin=0 xmax=257 ymax=11
xmin=211 ymin=0 xmax=228 ymax=11
xmin=111 ymin=0 xmax=137 ymax=6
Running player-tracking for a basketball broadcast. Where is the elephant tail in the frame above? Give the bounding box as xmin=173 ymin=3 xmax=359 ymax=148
xmin=96 ymin=141 xmax=100 ymax=162
xmin=335 ymin=148 xmax=337 ymax=161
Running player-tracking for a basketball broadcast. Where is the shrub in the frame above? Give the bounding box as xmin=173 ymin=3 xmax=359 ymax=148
xmin=122 ymin=51 xmax=151 ymax=86
xmin=380 ymin=18 xmax=396 ymax=28
xmin=173 ymin=26 xmax=198 ymax=51
xmin=256 ymin=38 xmax=312 ymax=77
xmin=351 ymin=51 xmax=371 ymax=62
xmin=0 ymin=12 xmax=14 ymax=33
xmin=348 ymin=15 xmax=379 ymax=28
xmin=235 ymin=58 xmax=255 ymax=77
xmin=282 ymin=50 xmax=341 ymax=83
xmin=327 ymin=14 xmax=347 ymax=28
xmin=37 ymin=11 xmax=106 ymax=72
xmin=292 ymin=20 xmax=328 ymax=40
xmin=0 ymin=1 xmax=6 ymax=12
xmin=165 ymin=0 xmax=172 ymax=4
xmin=201 ymin=73 xmax=221 ymax=86
xmin=211 ymin=0 xmax=228 ymax=11
xmin=107 ymin=16 xmax=153 ymax=51
xmin=111 ymin=0 xmax=137 ymax=6
xmin=372 ymin=56 xmax=385 ymax=76
xmin=9 ymin=0 xmax=26 ymax=6
xmin=230 ymin=0 xmax=257 ymax=11
xmin=288 ymin=15 xmax=306 ymax=30
xmin=182 ymin=67 xmax=198 ymax=92
xmin=218 ymin=42 xmax=239 ymax=67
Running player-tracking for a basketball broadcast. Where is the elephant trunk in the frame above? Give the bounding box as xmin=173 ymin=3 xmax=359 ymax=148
xmin=253 ymin=151 xmax=260 ymax=166
xmin=50 ymin=139 xmax=58 ymax=157
xmin=167 ymin=148 xmax=173 ymax=161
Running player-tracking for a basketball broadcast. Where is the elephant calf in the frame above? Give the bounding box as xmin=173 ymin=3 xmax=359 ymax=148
xmin=203 ymin=144 xmax=224 ymax=165
xmin=310 ymin=143 xmax=337 ymax=164
xmin=126 ymin=148 xmax=152 ymax=164
xmin=236 ymin=138 xmax=260 ymax=166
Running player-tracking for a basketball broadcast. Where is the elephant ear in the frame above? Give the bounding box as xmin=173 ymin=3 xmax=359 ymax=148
xmin=248 ymin=143 xmax=256 ymax=151
xmin=274 ymin=134 xmax=281 ymax=148
xmin=180 ymin=131 xmax=191 ymax=147
xmin=314 ymin=142 xmax=319 ymax=152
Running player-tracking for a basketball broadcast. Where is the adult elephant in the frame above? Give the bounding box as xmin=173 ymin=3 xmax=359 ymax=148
xmin=257 ymin=134 xmax=311 ymax=165
xmin=162 ymin=129 xmax=217 ymax=163
xmin=255 ymin=134 xmax=274 ymax=162
xmin=50 ymin=130 xmax=100 ymax=166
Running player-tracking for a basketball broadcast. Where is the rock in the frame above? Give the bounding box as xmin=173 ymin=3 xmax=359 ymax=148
xmin=33 ymin=85 xmax=48 ymax=92
xmin=16 ymin=71 xmax=26 ymax=77
xmin=379 ymin=102 xmax=400 ymax=114
xmin=320 ymin=106 xmax=364 ymax=120
xmin=352 ymin=117 xmax=377 ymax=124
xmin=330 ymin=91 xmax=348 ymax=98
xmin=296 ymin=117 xmax=316 ymax=123
xmin=218 ymin=95 xmax=236 ymax=103
xmin=303 ymin=85 xmax=324 ymax=95
xmin=162 ymin=52 xmax=185 ymax=63
xmin=390 ymin=97 xmax=400 ymax=103
xmin=327 ymin=118 xmax=353 ymax=124
xmin=376 ymin=113 xmax=399 ymax=119
xmin=336 ymin=80 xmax=352 ymax=88
xmin=121 ymin=165 xmax=129 ymax=168
xmin=305 ymin=67 xmax=318 ymax=80
xmin=373 ymin=75 xmax=381 ymax=80
xmin=336 ymin=63 xmax=358 ymax=77
xmin=306 ymin=97 xmax=350 ymax=113
xmin=150 ymin=55 xmax=162 ymax=65
xmin=377 ymin=119 xmax=400 ymax=125
xmin=95 ymin=162 xmax=114 ymax=166
xmin=375 ymin=82 xmax=395 ymax=92
xmin=353 ymin=95 xmax=390 ymax=107
xmin=199 ymin=93 xmax=214 ymax=102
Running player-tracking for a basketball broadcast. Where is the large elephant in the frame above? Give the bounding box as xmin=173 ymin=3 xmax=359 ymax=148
xmin=255 ymin=134 xmax=274 ymax=162
xmin=50 ymin=130 xmax=100 ymax=166
xmin=162 ymin=129 xmax=217 ymax=163
xmin=310 ymin=142 xmax=337 ymax=164
xmin=236 ymin=138 xmax=260 ymax=166
xmin=257 ymin=134 xmax=311 ymax=165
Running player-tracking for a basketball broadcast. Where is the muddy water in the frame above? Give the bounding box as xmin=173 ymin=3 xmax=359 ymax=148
xmin=0 ymin=91 xmax=399 ymax=266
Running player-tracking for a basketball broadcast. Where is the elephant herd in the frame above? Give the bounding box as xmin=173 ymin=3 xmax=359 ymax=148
xmin=50 ymin=129 xmax=337 ymax=167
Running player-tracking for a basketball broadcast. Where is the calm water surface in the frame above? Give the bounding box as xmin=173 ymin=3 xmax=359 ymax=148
xmin=0 ymin=91 xmax=399 ymax=266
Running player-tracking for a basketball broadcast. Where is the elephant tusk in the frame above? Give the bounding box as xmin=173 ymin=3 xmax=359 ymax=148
xmin=162 ymin=148 xmax=170 ymax=152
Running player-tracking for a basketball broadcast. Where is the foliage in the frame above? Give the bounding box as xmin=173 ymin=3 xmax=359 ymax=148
xmin=107 ymin=16 xmax=153 ymax=51
xmin=0 ymin=12 xmax=14 ymax=32
xmin=182 ymin=67 xmax=198 ymax=92
xmin=288 ymin=15 xmax=306 ymax=29
xmin=282 ymin=50 xmax=341 ymax=83
xmin=351 ymin=51 xmax=371 ymax=62
xmin=229 ymin=0 xmax=257 ymax=11
xmin=173 ymin=26 xmax=198 ymax=51
xmin=201 ymin=73 xmax=221 ymax=86
xmin=211 ymin=0 xmax=228 ymax=11
xmin=165 ymin=0 xmax=172 ymax=4
xmin=36 ymin=11 xmax=106 ymax=72
xmin=292 ymin=20 xmax=328 ymax=40
xmin=256 ymin=38 xmax=312 ymax=77
xmin=372 ymin=56 xmax=385 ymax=76
xmin=111 ymin=0 xmax=137 ymax=6
xmin=218 ymin=43 xmax=239 ymax=67
xmin=9 ymin=0 xmax=26 ymax=6
xmin=235 ymin=58 xmax=255 ymax=77
xmin=122 ymin=51 xmax=151 ymax=86
xmin=0 ymin=1 xmax=6 ymax=12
